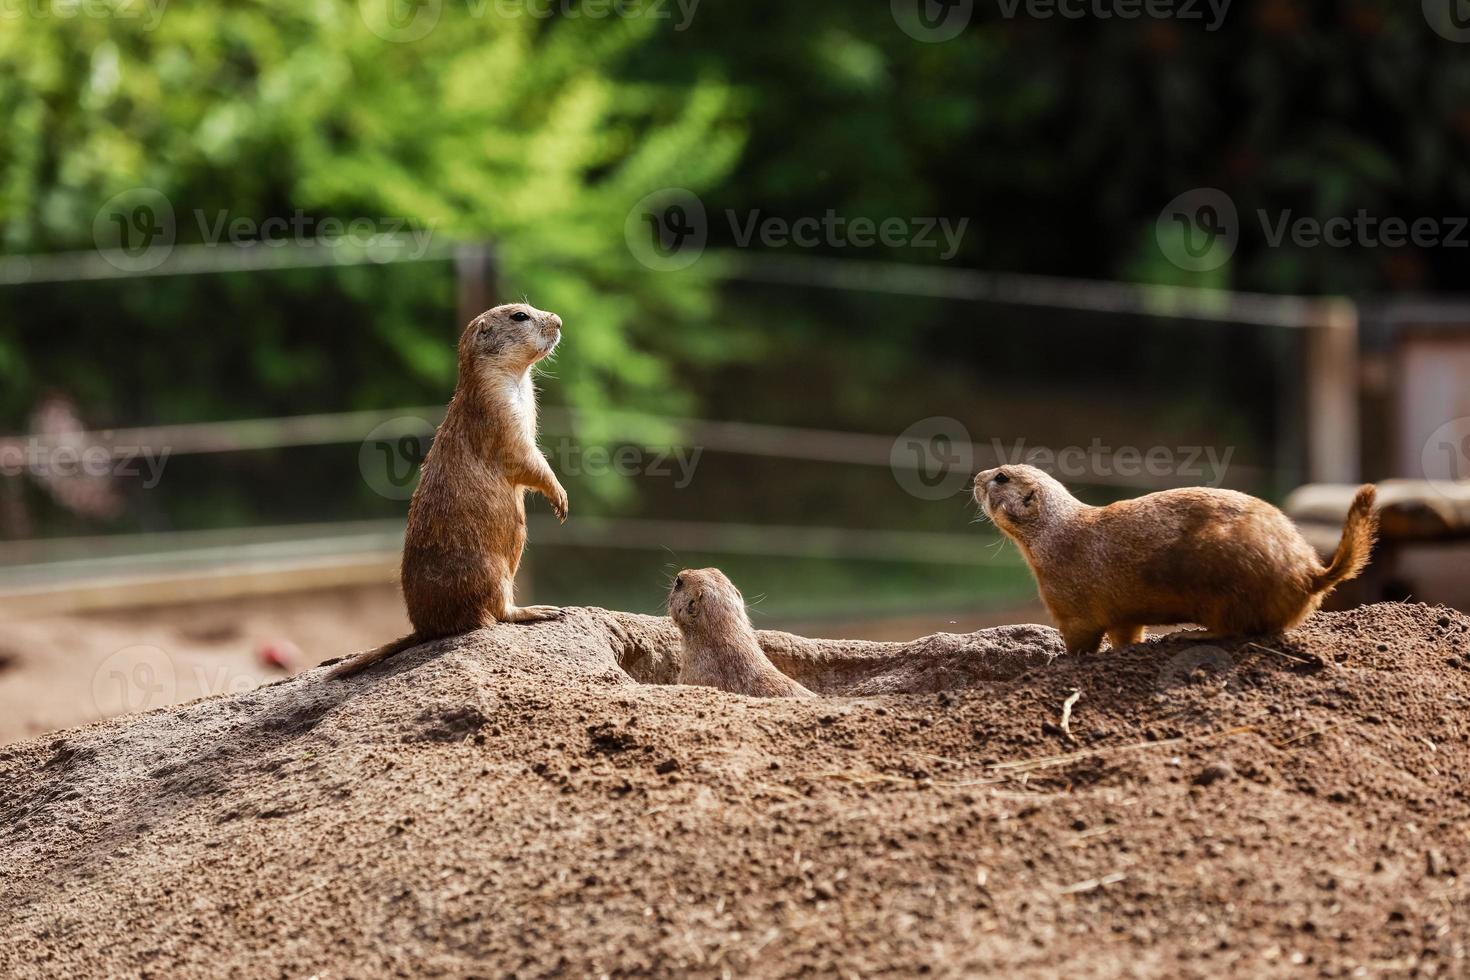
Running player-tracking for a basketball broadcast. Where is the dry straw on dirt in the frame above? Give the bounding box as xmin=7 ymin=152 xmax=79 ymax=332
xmin=2 ymin=603 xmax=1468 ymax=976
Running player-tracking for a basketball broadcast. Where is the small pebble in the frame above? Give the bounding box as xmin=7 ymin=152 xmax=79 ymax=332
xmin=1192 ymin=762 xmax=1234 ymax=787
xmin=257 ymin=640 xmax=302 ymax=673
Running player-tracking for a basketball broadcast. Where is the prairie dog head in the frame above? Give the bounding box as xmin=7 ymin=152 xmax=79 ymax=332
xmin=973 ymin=464 xmax=1080 ymax=540
xmin=459 ymin=303 xmax=563 ymax=374
xmin=668 ymin=567 xmax=750 ymax=635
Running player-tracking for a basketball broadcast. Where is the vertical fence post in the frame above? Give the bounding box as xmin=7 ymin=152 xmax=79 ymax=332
xmin=454 ymin=240 xmax=537 ymax=597
xmin=458 ymin=240 xmax=535 ymax=593
xmin=1303 ymin=299 xmax=1360 ymax=484
xmin=455 ymin=242 xmax=498 ymax=331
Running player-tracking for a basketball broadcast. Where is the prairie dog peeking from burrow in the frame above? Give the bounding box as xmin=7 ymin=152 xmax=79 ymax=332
xmin=974 ymin=464 xmax=1377 ymax=655
xmin=668 ymin=568 xmax=813 ymax=698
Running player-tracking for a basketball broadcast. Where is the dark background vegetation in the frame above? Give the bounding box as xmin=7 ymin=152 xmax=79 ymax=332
xmin=2 ymin=0 xmax=1466 ymax=615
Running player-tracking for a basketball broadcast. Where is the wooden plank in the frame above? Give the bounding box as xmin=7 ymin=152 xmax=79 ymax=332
xmin=1303 ymin=301 xmax=1360 ymax=484
xmin=0 ymin=552 xmax=400 ymax=619
xmin=455 ymin=242 xmax=498 ymax=330
xmin=1396 ymin=330 xmax=1470 ymax=481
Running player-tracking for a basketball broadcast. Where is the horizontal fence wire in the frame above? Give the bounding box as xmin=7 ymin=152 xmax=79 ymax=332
xmin=0 ymin=515 xmax=1001 ymax=588
xmin=1 ymin=243 xmax=1365 ymax=581
xmin=3 ymin=238 xmax=1346 ymax=328
xmin=0 ymin=405 xmax=1267 ymax=490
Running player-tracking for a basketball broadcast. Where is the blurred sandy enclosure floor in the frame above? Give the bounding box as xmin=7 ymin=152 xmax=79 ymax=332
xmin=0 ymin=581 xmax=1048 ymax=746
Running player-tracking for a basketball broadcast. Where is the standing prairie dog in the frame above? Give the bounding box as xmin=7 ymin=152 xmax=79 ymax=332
xmin=669 ymin=568 xmax=813 ymax=698
xmin=328 ymin=303 xmax=568 ymax=680
xmin=974 ymin=464 xmax=1377 ymax=654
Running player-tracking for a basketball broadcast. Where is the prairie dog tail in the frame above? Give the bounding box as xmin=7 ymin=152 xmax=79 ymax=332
xmin=1310 ymin=484 xmax=1378 ymax=595
xmin=325 ymin=633 xmax=423 ymax=681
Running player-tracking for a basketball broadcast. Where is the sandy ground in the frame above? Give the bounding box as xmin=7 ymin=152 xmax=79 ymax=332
xmin=1 ymin=601 xmax=1467 ymax=977
xmin=0 ymin=584 xmax=1045 ymax=745
xmin=0 ymin=585 xmax=413 ymax=746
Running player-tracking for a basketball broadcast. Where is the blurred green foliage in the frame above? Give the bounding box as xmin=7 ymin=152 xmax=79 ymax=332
xmin=5 ymin=1 xmax=1470 ymax=436
xmin=658 ymin=3 xmax=1470 ymax=292
xmin=2 ymin=0 xmax=1467 ymax=544
xmin=0 ymin=1 xmax=742 ymax=428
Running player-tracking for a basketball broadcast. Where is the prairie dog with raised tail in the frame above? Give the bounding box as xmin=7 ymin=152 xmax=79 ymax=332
xmin=974 ymin=464 xmax=1377 ymax=655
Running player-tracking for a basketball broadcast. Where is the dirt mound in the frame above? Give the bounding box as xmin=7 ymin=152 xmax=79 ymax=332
xmin=1 ymin=603 xmax=1467 ymax=977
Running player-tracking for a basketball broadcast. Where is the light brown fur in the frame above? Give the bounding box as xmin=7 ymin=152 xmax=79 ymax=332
xmin=669 ymin=568 xmax=814 ymax=698
xmin=973 ymin=464 xmax=1378 ymax=655
xmin=328 ymin=304 xmax=568 ymax=680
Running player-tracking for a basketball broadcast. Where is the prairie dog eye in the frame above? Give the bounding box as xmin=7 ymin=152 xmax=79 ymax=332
xmin=510 ymin=311 xmax=531 ymax=322
xmin=993 ymin=472 xmax=1010 ymax=485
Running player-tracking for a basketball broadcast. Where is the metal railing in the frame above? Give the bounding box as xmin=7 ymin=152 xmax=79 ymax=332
xmin=0 ymin=239 xmax=1379 ymax=606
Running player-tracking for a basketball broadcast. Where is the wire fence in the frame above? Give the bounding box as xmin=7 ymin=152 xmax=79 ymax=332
xmin=0 ymin=404 xmax=1269 ymax=487
xmin=0 ymin=239 xmax=1372 ymax=610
